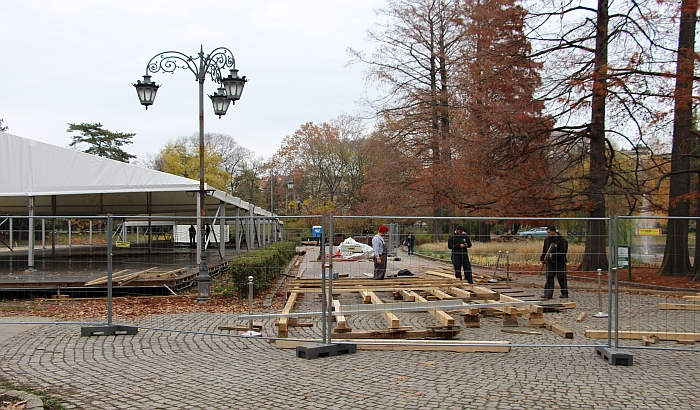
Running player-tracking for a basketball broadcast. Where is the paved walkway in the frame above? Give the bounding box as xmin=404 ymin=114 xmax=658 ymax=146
xmin=0 ymin=314 xmax=698 ymax=409
xmin=1 ymin=248 xmax=699 ymax=409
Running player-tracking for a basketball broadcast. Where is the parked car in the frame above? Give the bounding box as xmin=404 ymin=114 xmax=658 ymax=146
xmin=518 ymin=227 xmax=549 ymax=238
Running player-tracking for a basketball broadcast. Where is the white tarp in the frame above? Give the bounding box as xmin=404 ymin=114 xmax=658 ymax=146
xmin=338 ymin=237 xmax=374 ymax=260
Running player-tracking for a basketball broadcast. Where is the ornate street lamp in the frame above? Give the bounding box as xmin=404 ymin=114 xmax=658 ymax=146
xmin=285 ymin=180 xmax=294 ymax=214
xmin=133 ymin=75 xmax=160 ymax=109
xmin=134 ymin=45 xmax=247 ymax=301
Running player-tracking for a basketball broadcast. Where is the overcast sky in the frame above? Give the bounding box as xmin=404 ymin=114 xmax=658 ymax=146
xmin=0 ymin=0 xmax=380 ymax=161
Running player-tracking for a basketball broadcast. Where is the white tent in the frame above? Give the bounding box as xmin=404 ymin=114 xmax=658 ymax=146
xmin=0 ymin=132 xmax=272 ymax=217
xmin=0 ymin=132 xmax=277 ymax=267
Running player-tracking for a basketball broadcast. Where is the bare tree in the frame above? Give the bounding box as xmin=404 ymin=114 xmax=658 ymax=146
xmin=349 ymin=0 xmax=467 ymax=234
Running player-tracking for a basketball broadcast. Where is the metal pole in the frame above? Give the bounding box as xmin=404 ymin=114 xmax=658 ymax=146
xmin=505 ymin=251 xmax=510 ymax=282
xmin=196 ymin=46 xmax=211 ymax=301
xmin=593 ymin=268 xmax=608 ymax=318
xmin=606 ymin=216 xmax=614 ymax=347
xmin=28 ymin=196 xmax=34 ymax=269
xmin=613 ymin=215 xmax=620 ymax=348
xmin=248 ymin=275 xmax=254 ymax=331
xmin=328 ymin=212 xmax=334 ymax=343
xmin=107 ymin=214 xmax=113 ymax=325
xmin=320 ymin=213 xmax=327 ymax=344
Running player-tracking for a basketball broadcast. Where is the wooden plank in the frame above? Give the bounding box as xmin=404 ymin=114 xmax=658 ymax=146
xmin=550 ymin=322 xmax=573 ymax=339
xmin=84 ymin=269 xmax=130 ymax=286
xmin=428 ymin=289 xmax=457 ymax=300
xmin=407 ymin=291 xmax=454 ymax=327
xmin=585 ymin=330 xmax=700 ymax=341
xmin=424 ymin=269 xmax=458 ymax=280
xmin=275 ymin=339 xmax=511 ymax=353
xmin=499 ymin=293 xmax=541 ymax=314
xmin=278 ymin=291 xmax=299 ymax=335
xmin=295 ymin=266 xmax=306 ymax=279
xmin=398 ymin=289 xmax=415 ymax=302
xmin=576 ymin=312 xmax=586 ymax=322
xmin=359 ymin=291 xmax=400 ymax=329
xmin=641 ymin=335 xmax=657 ymax=346
xmin=116 ymin=272 xmax=143 ymax=286
xmin=447 ymin=287 xmax=475 ymax=300
xmin=659 ymin=303 xmax=700 ymax=311
xmin=332 ymin=299 xmax=348 ymax=330
xmin=501 ymin=329 xmax=542 ymax=335
xmin=682 ymin=295 xmax=700 ymax=302
xmin=472 ymin=286 xmax=499 ymax=300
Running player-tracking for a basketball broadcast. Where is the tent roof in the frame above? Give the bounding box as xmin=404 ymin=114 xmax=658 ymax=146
xmin=0 ymin=132 xmax=272 ymax=217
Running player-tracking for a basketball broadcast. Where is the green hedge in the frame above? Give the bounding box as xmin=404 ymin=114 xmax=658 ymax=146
xmin=229 ymin=242 xmax=297 ymax=297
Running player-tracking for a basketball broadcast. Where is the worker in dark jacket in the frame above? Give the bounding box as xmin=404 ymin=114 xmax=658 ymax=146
xmin=540 ymin=226 xmax=569 ymax=299
xmin=448 ymin=226 xmax=473 ymax=283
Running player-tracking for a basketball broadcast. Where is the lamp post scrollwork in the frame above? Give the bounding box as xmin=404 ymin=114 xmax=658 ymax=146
xmin=134 ymin=45 xmax=247 ymax=301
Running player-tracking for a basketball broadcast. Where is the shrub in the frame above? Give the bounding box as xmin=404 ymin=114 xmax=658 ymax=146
xmin=228 ymin=242 xmax=296 ymax=297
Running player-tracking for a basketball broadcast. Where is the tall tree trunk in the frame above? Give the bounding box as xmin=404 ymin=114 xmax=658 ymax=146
xmin=579 ymin=0 xmax=610 ymax=272
xmin=661 ymin=0 xmax=697 ymax=276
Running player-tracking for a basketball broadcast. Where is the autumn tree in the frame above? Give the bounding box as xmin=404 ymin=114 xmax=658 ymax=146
xmin=67 ymin=122 xmax=136 ymax=162
xmin=453 ymin=0 xmax=553 ymax=219
xmin=153 ymin=135 xmax=230 ymax=191
xmin=273 ymin=116 xmax=369 ymax=215
xmin=353 ymin=0 xmax=551 ymax=237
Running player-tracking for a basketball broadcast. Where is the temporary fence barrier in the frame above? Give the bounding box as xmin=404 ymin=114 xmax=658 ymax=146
xmin=1 ymin=214 xmax=698 ymax=359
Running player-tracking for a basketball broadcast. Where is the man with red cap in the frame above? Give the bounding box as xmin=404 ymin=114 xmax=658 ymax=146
xmin=372 ymin=224 xmax=389 ymax=280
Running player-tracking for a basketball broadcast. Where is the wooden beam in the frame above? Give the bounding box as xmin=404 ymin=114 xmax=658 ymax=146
xmin=406 ymin=291 xmax=454 ymax=326
xmin=498 ymin=294 xmax=542 ymax=314
xmin=332 ymin=299 xmax=348 ymax=331
xmin=576 ymin=312 xmax=586 ymax=322
xmin=428 ymin=289 xmax=457 ymax=300
xmin=472 ymin=286 xmax=499 ymax=300
xmin=501 ymin=329 xmax=542 ymax=335
xmin=545 ymin=321 xmax=573 ymax=339
xmin=276 ymin=339 xmax=511 ymax=353
xmin=659 ymin=303 xmax=700 ymax=311
xmin=585 ymin=330 xmax=700 ymax=341
xmin=398 ymin=289 xmax=415 ymax=302
xmin=278 ymin=291 xmax=299 ymax=336
xmin=681 ymin=295 xmax=700 ymax=302
xmin=447 ymin=287 xmax=475 ymax=300
xmin=84 ymin=269 xmax=130 ymax=286
xmin=359 ymin=291 xmax=400 ymax=329
xmin=116 ymin=272 xmax=143 ymax=286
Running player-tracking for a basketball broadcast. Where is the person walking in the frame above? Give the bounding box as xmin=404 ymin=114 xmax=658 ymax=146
xmin=372 ymin=224 xmax=389 ymax=280
xmin=448 ymin=225 xmax=473 ymax=283
xmin=540 ymin=225 xmax=569 ymax=299
xmin=188 ymin=225 xmax=196 ymax=248
xmin=405 ymin=232 xmax=415 ymax=256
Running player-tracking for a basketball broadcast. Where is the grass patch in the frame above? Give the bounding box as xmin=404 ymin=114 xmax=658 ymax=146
xmin=417 ymin=240 xmax=586 ymax=266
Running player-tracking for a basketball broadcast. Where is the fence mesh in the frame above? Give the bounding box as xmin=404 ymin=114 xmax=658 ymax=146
xmin=1 ymin=214 xmax=698 ymax=352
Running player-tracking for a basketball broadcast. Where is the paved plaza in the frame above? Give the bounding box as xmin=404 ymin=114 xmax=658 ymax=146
xmin=0 ymin=314 xmax=699 ymax=409
xmin=1 ymin=249 xmax=699 ymax=409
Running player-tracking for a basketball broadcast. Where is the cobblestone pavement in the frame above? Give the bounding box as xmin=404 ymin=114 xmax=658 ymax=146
xmin=1 ymin=251 xmax=698 ymax=409
xmin=1 ymin=314 xmax=699 ymax=410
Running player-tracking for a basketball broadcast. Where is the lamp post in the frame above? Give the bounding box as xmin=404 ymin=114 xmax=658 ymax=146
xmin=286 ymin=180 xmax=294 ymax=213
xmin=134 ymin=45 xmax=246 ymax=301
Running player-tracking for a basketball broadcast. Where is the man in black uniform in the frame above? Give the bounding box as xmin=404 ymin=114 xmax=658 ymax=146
xmin=448 ymin=226 xmax=473 ymax=283
xmin=540 ymin=226 xmax=569 ymax=299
